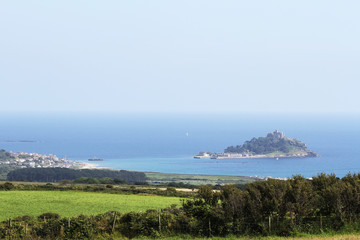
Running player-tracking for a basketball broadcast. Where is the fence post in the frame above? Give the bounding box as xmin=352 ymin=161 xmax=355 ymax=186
xmin=112 ymin=212 xmax=117 ymax=233
xmin=9 ymin=218 xmax=12 ymax=237
xmin=208 ymin=218 xmax=212 ymax=237
xmin=158 ymin=210 xmax=161 ymax=233
xmin=320 ymin=214 xmax=323 ymax=232
xmin=268 ymin=215 xmax=271 ymax=234
xmin=60 ymin=225 xmax=64 ymax=238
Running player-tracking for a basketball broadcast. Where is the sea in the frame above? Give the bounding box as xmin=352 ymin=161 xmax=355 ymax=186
xmin=1 ymin=112 xmax=360 ymax=179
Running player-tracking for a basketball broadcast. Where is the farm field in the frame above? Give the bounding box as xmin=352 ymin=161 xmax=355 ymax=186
xmin=145 ymin=172 xmax=257 ymax=185
xmin=0 ymin=191 xmax=182 ymax=220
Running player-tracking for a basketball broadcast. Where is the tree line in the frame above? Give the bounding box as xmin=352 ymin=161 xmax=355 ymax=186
xmin=3 ymin=173 xmax=360 ymax=238
xmin=0 ymin=181 xmax=194 ymax=198
xmin=7 ymin=168 xmax=147 ymax=183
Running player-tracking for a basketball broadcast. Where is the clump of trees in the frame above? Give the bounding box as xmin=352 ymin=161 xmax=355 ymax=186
xmin=0 ymin=182 xmax=15 ymax=190
xmin=0 ymin=150 xmax=15 ymax=179
xmin=183 ymin=173 xmax=360 ymax=236
xmin=0 ymin=149 xmax=12 ymax=161
xmin=3 ymin=173 xmax=360 ymax=239
xmin=167 ymin=181 xmax=196 ymax=189
xmin=72 ymin=177 xmax=127 ymax=185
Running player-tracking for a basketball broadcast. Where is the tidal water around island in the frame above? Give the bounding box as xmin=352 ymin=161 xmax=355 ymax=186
xmin=1 ymin=112 xmax=360 ymax=179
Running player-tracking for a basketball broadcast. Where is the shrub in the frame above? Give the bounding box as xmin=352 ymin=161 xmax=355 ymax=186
xmin=38 ymin=212 xmax=61 ymax=221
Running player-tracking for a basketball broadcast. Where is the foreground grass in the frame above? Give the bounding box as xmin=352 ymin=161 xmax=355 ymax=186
xmin=130 ymin=234 xmax=360 ymax=239
xmin=0 ymin=191 xmax=181 ymax=220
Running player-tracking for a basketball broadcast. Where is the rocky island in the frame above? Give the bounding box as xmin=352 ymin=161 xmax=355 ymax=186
xmin=195 ymin=130 xmax=319 ymax=159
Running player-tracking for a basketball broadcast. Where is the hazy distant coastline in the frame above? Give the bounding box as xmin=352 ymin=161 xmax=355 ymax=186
xmin=1 ymin=114 xmax=360 ymax=178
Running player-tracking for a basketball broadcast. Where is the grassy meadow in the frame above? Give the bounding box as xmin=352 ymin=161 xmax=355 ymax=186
xmin=0 ymin=190 xmax=182 ymax=220
xmin=145 ymin=172 xmax=257 ymax=185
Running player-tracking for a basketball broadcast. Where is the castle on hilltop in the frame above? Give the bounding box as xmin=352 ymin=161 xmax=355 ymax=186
xmin=267 ymin=130 xmax=285 ymax=139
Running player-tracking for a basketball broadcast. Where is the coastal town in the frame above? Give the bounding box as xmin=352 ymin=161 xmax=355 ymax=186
xmin=0 ymin=150 xmax=92 ymax=169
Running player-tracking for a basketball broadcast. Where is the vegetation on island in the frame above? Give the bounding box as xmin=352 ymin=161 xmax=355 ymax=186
xmin=224 ymin=130 xmax=318 ymax=157
xmin=2 ymin=173 xmax=360 ymax=239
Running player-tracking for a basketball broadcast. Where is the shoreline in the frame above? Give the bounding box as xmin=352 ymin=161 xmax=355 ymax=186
xmin=76 ymin=162 xmax=99 ymax=169
xmin=195 ymin=150 xmax=319 ymax=159
xmin=69 ymin=157 xmax=301 ymax=180
xmin=0 ymin=149 xmax=316 ymax=182
xmin=213 ymin=154 xmax=318 ymax=159
xmin=71 ymin=160 xmax=289 ymax=184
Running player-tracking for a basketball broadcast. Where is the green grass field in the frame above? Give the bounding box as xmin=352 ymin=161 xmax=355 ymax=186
xmin=0 ymin=191 xmax=182 ymax=220
xmin=145 ymin=172 xmax=257 ymax=185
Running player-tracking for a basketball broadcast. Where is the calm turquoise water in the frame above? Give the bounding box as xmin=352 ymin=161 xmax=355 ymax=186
xmin=0 ymin=112 xmax=359 ymax=178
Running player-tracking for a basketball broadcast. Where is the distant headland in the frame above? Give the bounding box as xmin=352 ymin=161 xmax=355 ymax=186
xmin=194 ymin=130 xmax=319 ymax=159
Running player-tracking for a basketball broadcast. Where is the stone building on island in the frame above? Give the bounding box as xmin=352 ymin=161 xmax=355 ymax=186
xmin=267 ymin=130 xmax=285 ymax=139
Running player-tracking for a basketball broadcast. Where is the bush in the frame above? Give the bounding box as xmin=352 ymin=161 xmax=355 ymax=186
xmin=99 ymin=177 xmax=114 ymax=184
xmin=166 ymin=187 xmax=177 ymax=195
xmin=114 ymin=178 xmax=127 ymax=184
xmin=59 ymin=180 xmax=72 ymax=185
xmin=134 ymin=182 xmax=149 ymax=185
xmin=38 ymin=212 xmax=61 ymax=221
xmin=0 ymin=182 xmax=15 ymax=190
xmin=74 ymin=177 xmax=100 ymax=184
xmin=13 ymin=215 xmax=33 ymax=222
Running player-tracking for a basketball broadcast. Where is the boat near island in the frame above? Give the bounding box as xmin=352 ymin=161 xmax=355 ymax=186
xmin=88 ymin=158 xmax=104 ymax=161
xmin=193 ymin=152 xmax=211 ymax=159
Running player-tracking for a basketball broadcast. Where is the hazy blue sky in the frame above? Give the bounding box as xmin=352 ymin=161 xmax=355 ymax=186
xmin=1 ymin=1 xmax=359 ymax=113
